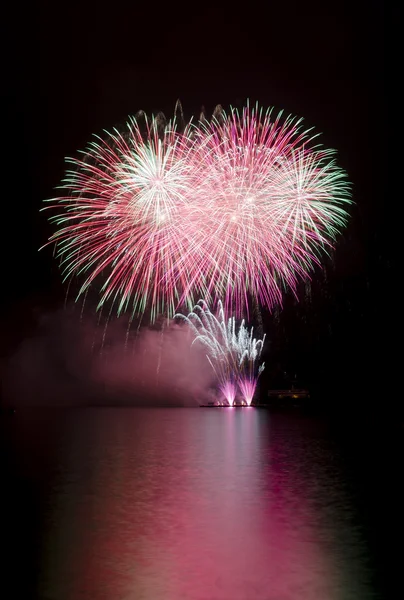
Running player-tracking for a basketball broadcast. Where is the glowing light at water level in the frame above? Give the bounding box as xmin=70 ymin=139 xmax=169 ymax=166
xmin=220 ymin=381 xmax=237 ymax=406
xmin=238 ymin=378 xmax=258 ymax=406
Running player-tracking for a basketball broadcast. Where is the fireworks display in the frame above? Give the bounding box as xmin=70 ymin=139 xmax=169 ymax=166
xmin=42 ymin=100 xmax=352 ymax=406
xmin=42 ymin=101 xmax=351 ymax=321
xmin=175 ymin=300 xmax=265 ymax=406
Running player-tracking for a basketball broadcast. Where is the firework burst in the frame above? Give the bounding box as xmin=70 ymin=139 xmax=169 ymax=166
xmin=42 ymin=101 xmax=351 ymax=320
xmin=188 ymin=103 xmax=351 ymax=313
xmin=43 ymin=114 xmax=202 ymax=320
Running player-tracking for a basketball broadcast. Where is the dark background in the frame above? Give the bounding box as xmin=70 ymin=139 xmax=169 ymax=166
xmin=2 ymin=1 xmax=390 ymax=418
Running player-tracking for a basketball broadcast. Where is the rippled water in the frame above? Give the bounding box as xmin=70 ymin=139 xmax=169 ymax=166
xmin=3 ymin=408 xmax=386 ymax=599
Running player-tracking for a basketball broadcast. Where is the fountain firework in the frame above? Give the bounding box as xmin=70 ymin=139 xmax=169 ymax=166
xmin=176 ymin=300 xmax=265 ymax=406
xmin=237 ymin=323 xmax=266 ymax=405
xmin=42 ymin=101 xmax=351 ymax=321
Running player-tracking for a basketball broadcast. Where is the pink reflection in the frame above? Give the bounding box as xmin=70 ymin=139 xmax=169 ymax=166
xmin=38 ymin=409 xmax=371 ymax=600
xmin=155 ymin=411 xmax=335 ymax=599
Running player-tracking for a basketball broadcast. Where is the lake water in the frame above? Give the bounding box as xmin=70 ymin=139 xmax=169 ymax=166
xmin=2 ymin=407 xmax=392 ymax=599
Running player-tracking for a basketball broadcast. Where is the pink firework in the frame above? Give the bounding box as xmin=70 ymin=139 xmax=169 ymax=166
xmin=220 ymin=381 xmax=237 ymax=407
xmin=43 ymin=114 xmax=202 ymax=320
xmin=43 ymin=102 xmax=351 ymax=320
xmin=237 ymin=321 xmax=266 ymax=406
xmin=238 ymin=379 xmax=257 ymax=406
xmin=176 ymin=300 xmax=265 ymax=406
xmin=188 ymin=103 xmax=351 ymax=314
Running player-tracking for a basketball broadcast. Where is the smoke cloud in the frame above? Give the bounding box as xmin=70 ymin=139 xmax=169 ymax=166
xmin=1 ymin=305 xmax=215 ymax=407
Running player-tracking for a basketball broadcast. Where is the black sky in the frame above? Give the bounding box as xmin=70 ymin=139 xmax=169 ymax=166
xmin=1 ymin=0 xmax=389 ymax=413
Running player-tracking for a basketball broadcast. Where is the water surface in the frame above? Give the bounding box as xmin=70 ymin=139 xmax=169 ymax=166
xmin=2 ymin=408 xmax=386 ymax=599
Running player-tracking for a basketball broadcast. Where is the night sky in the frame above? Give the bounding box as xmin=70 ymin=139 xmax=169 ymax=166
xmin=2 ymin=1 xmax=389 ymax=416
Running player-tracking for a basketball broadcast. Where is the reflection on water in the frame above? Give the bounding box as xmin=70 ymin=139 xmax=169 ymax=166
xmin=5 ymin=409 xmax=378 ymax=599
